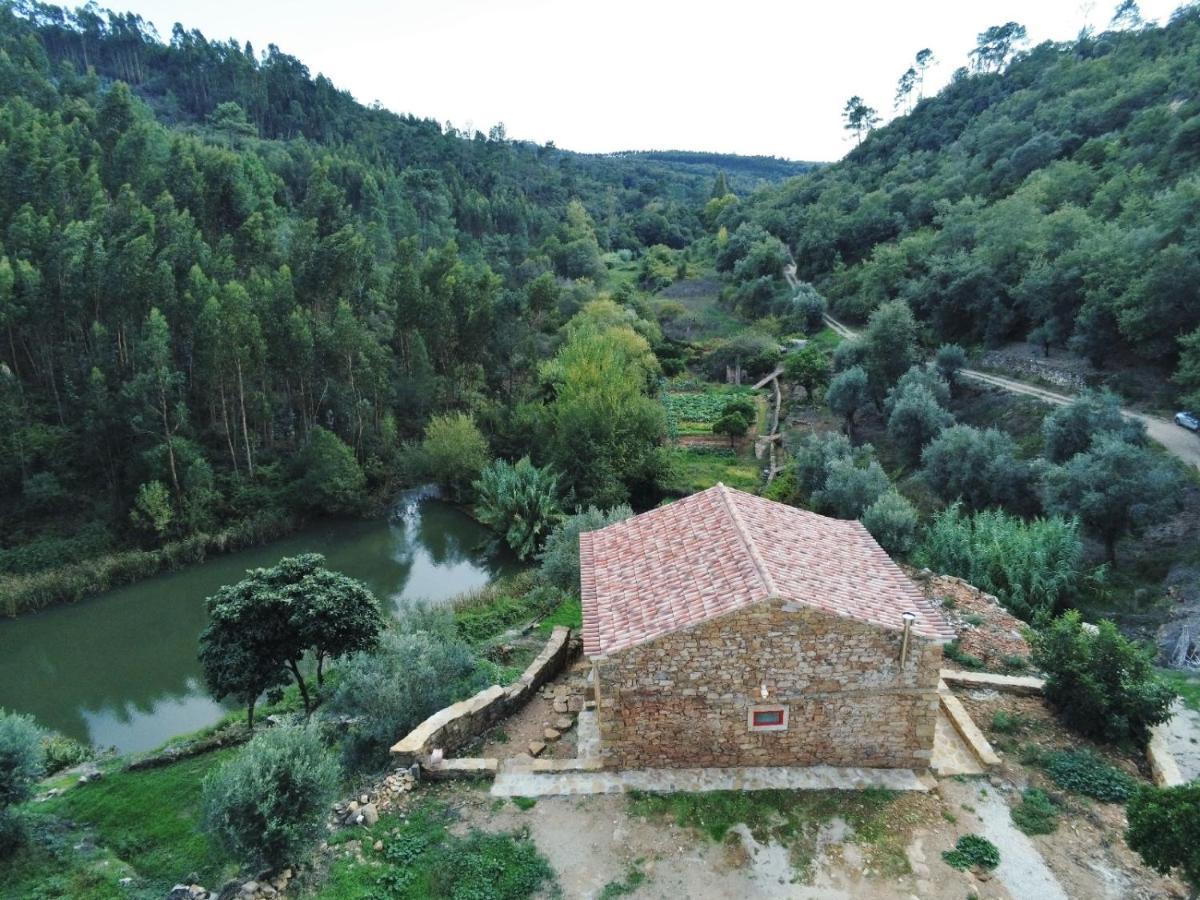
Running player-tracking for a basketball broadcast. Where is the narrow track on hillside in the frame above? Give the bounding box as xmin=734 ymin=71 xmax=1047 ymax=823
xmin=782 ymin=263 xmax=1200 ymax=471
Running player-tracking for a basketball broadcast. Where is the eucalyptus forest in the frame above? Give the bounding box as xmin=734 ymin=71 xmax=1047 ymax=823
xmin=3 ymin=1 xmax=1200 ymax=898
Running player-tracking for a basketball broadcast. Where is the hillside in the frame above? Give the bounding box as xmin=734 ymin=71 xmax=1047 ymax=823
xmin=0 ymin=2 xmax=802 ymax=585
xmin=719 ymin=6 xmax=1200 ymax=408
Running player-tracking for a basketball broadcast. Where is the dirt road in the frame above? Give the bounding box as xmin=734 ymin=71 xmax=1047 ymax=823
xmin=790 ymin=266 xmax=1200 ymax=472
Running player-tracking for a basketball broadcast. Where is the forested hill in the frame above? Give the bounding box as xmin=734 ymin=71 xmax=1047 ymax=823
xmin=0 ymin=1 xmax=794 ymax=582
xmin=724 ymin=5 xmax=1200 ymax=405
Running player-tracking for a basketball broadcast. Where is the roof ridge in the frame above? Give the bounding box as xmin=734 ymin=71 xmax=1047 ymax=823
xmin=715 ymin=483 xmax=778 ymax=598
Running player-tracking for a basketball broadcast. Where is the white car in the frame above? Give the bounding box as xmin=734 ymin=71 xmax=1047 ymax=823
xmin=1176 ymin=411 xmax=1200 ymax=432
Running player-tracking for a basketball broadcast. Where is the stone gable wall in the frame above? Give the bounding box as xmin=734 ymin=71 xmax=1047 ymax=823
xmin=592 ymin=601 xmax=941 ymax=769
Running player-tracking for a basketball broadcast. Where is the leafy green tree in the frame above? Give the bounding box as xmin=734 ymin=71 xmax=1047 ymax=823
xmin=832 ymin=338 xmax=866 ymax=372
xmin=1042 ymin=438 xmax=1181 ymax=564
xmin=885 ymin=366 xmax=950 ymax=412
xmin=1176 ymin=326 xmax=1200 ymax=411
xmin=791 ymin=431 xmax=854 ymax=501
xmin=842 ymin=96 xmax=880 ymax=146
xmin=862 ymin=300 xmax=920 ymax=401
xmin=538 ymin=504 xmax=633 ymax=591
xmin=784 ymin=344 xmax=830 ymax=400
xmin=915 ymin=505 xmax=1083 ymax=621
xmin=922 ymin=424 xmax=1040 ymax=513
xmin=861 ymin=489 xmax=919 ymax=555
xmin=208 ymin=101 xmax=256 ymax=144
xmin=934 ymin=344 xmax=967 ymax=393
xmin=784 ymin=282 xmax=827 ymax=334
xmin=130 ymin=480 xmax=174 ymax=538
xmin=895 ymin=67 xmax=917 ymax=113
xmin=291 ymin=426 xmax=366 ymax=515
xmin=827 ymin=365 xmax=870 ymax=438
xmin=887 ymin=384 xmax=954 ymax=465
xmin=1031 ymin=611 xmax=1174 ymax=743
xmin=1127 ymin=783 xmax=1200 ymax=890
xmin=970 ymin=22 xmax=1028 ymax=73
xmin=712 ymin=412 xmax=750 ymax=448
xmin=422 ymin=413 xmax=489 ymax=502
xmin=473 ymin=457 xmax=562 ymax=560
xmin=202 ymin=724 xmax=340 ymax=872
xmin=812 ymin=456 xmax=889 ymax=519
xmin=1042 ymin=391 xmax=1145 ymax=463
xmin=199 ymin=554 xmax=382 ymax=724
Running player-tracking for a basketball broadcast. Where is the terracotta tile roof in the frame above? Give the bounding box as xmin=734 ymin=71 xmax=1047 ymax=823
xmin=579 ymin=484 xmax=953 ymax=657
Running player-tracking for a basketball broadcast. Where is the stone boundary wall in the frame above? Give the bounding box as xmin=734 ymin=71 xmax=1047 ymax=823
xmin=940 ymin=667 xmax=1185 ymax=788
xmin=976 ymin=352 xmax=1088 ymax=391
xmin=391 ymin=625 xmax=574 ymax=768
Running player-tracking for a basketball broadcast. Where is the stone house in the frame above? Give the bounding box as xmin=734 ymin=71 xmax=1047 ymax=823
xmin=579 ymin=484 xmax=954 ymax=770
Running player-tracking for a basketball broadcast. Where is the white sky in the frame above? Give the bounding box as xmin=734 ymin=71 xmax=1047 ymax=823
xmin=128 ymin=0 xmax=1183 ymax=161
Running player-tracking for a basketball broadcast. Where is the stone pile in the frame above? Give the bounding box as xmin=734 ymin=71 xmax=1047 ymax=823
xmin=330 ymin=767 xmax=416 ymax=828
xmin=167 ymin=868 xmax=293 ymax=900
xmin=531 ymin=676 xmax=589 ymax=753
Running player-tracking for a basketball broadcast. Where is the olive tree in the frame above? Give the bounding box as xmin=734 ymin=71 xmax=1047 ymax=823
xmin=538 ymin=505 xmax=633 ymax=591
xmin=886 ymin=384 xmax=954 ymax=466
xmin=861 ymin=489 xmax=919 ymax=555
xmin=1042 ymin=391 xmax=1145 ymax=464
xmin=922 ymin=424 xmax=1040 ymax=513
xmin=827 ymin=365 xmax=870 ymax=438
xmin=812 ymin=456 xmax=890 ymax=519
xmin=934 ymin=343 xmax=968 ymax=393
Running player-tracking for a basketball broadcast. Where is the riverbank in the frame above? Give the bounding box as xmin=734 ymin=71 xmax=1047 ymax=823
xmin=0 ymin=508 xmax=306 ymax=618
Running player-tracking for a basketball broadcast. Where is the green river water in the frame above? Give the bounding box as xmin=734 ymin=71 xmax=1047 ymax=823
xmin=0 ymin=496 xmax=517 ymax=754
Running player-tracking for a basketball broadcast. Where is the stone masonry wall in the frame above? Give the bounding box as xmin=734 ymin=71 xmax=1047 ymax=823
xmin=592 ymin=601 xmax=942 ymax=769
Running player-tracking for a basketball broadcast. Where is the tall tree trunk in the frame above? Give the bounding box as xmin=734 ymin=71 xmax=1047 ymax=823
xmin=236 ymin=358 xmax=254 ymax=477
xmin=158 ymin=380 xmax=182 ymax=500
xmin=219 ymin=384 xmax=239 ymax=475
xmin=287 ymin=659 xmax=311 ymax=714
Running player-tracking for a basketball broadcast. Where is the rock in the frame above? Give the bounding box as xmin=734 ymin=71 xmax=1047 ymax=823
xmin=78 ymin=764 xmax=103 ymax=784
xmin=568 ymin=696 xmax=584 ymax=712
xmin=543 ymin=728 xmax=561 ymax=742
xmin=360 ymin=802 xmax=379 ymax=826
xmin=348 ymin=800 xmax=359 ymax=812
xmin=259 ymin=886 xmax=277 ymax=897
xmin=554 ymin=716 xmax=574 ymax=731
xmin=167 ymin=886 xmax=192 ymax=899
xmin=118 ymin=877 xmax=133 ymax=887
xmin=241 ymin=882 xmax=258 ymax=895
xmin=552 ymin=698 xmax=568 ymax=713
xmin=374 ymin=839 xmax=384 ymax=851
xmin=528 ymin=741 xmax=546 ymax=757
xmin=360 ymin=793 xmax=370 ymax=804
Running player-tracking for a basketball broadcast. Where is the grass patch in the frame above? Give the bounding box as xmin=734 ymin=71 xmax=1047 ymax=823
xmin=537 ymin=596 xmax=582 ymax=635
xmin=627 ymin=788 xmax=908 ymax=878
xmin=661 ymin=446 xmax=760 ymax=495
xmin=511 ymin=796 xmax=537 ymax=811
xmin=1010 ymin=787 xmax=1059 ymax=835
xmin=990 ymin=710 xmax=1029 ymax=735
xmin=1156 ymin=668 xmax=1200 ymax=713
xmin=943 ymin=640 xmax=984 ymax=671
xmin=27 ymin=750 xmax=238 ymax=894
xmin=942 ymin=834 xmax=999 ymax=871
xmin=1040 ymin=749 xmax=1138 ymax=803
xmin=317 ymin=803 xmax=555 ymax=899
xmin=599 ymin=862 xmax=647 ymax=899
xmin=450 ymin=571 xmax=566 ymax=645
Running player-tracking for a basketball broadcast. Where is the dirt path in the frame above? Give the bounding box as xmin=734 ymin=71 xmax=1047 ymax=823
xmin=1159 ymin=699 xmax=1200 ymax=782
xmin=787 ymin=270 xmax=1200 ymax=473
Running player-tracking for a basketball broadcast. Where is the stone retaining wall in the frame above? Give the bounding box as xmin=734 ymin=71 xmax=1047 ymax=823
xmin=593 ymin=600 xmax=942 ymax=770
xmin=390 ymin=625 xmax=573 ymax=767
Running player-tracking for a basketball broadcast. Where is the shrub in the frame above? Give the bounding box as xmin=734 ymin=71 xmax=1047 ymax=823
xmin=538 ymin=505 xmax=633 ymax=591
xmin=202 ymin=723 xmax=340 ymax=872
xmin=0 ymin=710 xmax=43 ymax=811
xmin=861 ymin=489 xmax=919 ymax=555
xmin=712 ymin=412 xmax=750 ymax=447
xmin=1011 ymin=788 xmax=1059 ymax=835
xmin=422 ymin=413 xmax=490 ymax=501
xmin=943 ymin=640 xmax=984 ymax=670
xmin=914 ymin=505 xmax=1083 ymax=622
xmin=1042 ymin=749 xmax=1137 ymax=802
xmin=1127 ymin=783 xmax=1200 ymax=888
xmin=291 ymin=426 xmax=366 ymax=515
xmin=990 ymin=710 xmax=1027 ymax=734
xmin=1030 ymin=612 xmax=1175 ymax=744
xmin=942 ymin=834 xmax=999 ymax=870
xmin=39 ymin=733 xmax=92 ymax=776
xmin=473 ymin=457 xmax=562 ymax=560
xmin=328 ymin=625 xmax=482 ymax=769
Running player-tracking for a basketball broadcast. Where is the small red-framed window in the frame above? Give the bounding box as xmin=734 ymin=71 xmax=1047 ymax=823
xmin=748 ymin=705 xmax=788 ymax=731
xmin=752 ymin=709 xmax=784 ymax=727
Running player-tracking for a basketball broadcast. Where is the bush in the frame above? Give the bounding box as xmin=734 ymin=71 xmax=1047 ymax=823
xmin=328 ymin=623 xmax=482 ymax=769
xmin=39 ymin=733 xmax=92 ymax=776
xmin=1042 ymin=749 xmax=1138 ymax=802
xmin=1031 ymin=612 xmax=1175 ymax=744
xmin=861 ymin=489 xmax=919 ymax=555
xmin=291 ymin=426 xmax=366 ymax=515
xmin=943 ymin=640 xmax=984 ymax=670
xmin=202 ymin=723 xmax=340 ymax=872
xmin=1127 ymin=783 xmax=1200 ymax=888
xmin=942 ymin=834 xmax=999 ymax=870
xmin=0 ymin=710 xmax=43 ymax=811
xmin=538 ymin=505 xmax=633 ymax=591
xmin=1011 ymin=788 xmax=1059 ymax=835
xmin=914 ymin=505 xmax=1083 ymax=622
xmin=473 ymin=457 xmax=562 ymax=560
